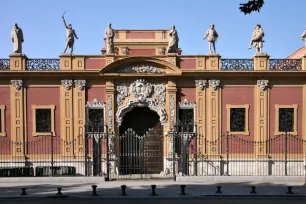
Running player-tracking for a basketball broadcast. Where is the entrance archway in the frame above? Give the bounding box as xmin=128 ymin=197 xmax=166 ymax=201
xmin=119 ymin=107 xmax=164 ymax=175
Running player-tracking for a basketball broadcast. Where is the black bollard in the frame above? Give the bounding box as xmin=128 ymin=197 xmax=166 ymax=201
xmin=56 ymin=187 xmax=63 ymax=196
xmin=20 ymin=188 xmax=27 ymax=196
xmin=250 ymin=186 xmax=257 ymax=194
xmin=121 ymin=185 xmax=127 ymax=196
xmin=216 ymin=186 xmax=222 ymax=194
xmin=286 ymin=186 xmax=294 ymax=194
xmin=180 ymin=185 xmax=186 ymax=195
xmin=92 ymin=185 xmax=98 ymax=196
xmin=150 ymin=185 xmax=157 ymax=196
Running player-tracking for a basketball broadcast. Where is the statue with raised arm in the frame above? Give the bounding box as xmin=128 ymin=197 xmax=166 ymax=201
xmin=203 ymin=24 xmax=220 ymax=54
xmin=11 ymin=23 xmax=24 ymax=53
xmin=105 ymin=23 xmax=115 ymax=54
xmin=301 ymin=27 xmax=306 ymax=47
xmin=248 ymin=24 xmax=264 ymax=54
xmin=62 ymin=15 xmax=78 ymax=54
xmin=167 ymin=25 xmax=179 ymax=53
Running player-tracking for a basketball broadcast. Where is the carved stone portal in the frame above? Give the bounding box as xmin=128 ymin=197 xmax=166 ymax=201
xmin=116 ymin=79 xmax=167 ymax=127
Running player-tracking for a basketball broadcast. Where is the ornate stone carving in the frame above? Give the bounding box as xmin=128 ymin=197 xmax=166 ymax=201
xmin=86 ymin=98 xmax=105 ymax=108
xmin=118 ymin=65 xmax=165 ymax=74
xmin=195 ymin=80 xmax=207 ymax=90
xmin=116 ymin=98 xmax=167 ymax=127
xmin=120 ymin=47 xmax=129 ymax=55
xmin=257 ymin=80 xmax=269 ymax=91
xmin=179 ymin=99 xmax=196 ymax=109
xmin=208 ymin=79 xmax=220 ymax=90
xmin=157 ymin=47 xmax=166 ymax=55
xmin=11 ymin=80 xmax=23 ymax=91
xmin=108 ymin=96 xmax=113 ymax=129
xmin=61 ymin=80 xmax=73 ymax=91
xmin=130 ymin=79 xmax=153 ymax=102
xmin=74 ymin=80 xmax=86 ymax=91
xmin=116 ymin=83 xmax=129 ymax=105
xmin=169 ymin=95 xmax=175 ymax=126
xmin=153 ymin=84 xmax=166 ymax=106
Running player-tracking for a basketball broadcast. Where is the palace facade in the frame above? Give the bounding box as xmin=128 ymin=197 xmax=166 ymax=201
xmin=0 ymin=29 xmax=306 ymax=179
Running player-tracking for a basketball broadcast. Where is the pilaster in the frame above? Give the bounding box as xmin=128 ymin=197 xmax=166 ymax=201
xmin=167 ymin=79 xmax=177 ymax=157
xmin=206 ymin=54 xmax=221 ymax=70
xmin=60 ymin=80 xmax=73 ymax=156
xmin=167 ymin=53 xmax=177 ymax=66
xmin=253 ymin=54 xmax=270 ymax=71
xmin=10 ymin=80 xmax=25 ymax=158
xmin=9 ymin=53 xmax=27 ymax=70
xmin=106 ymin=80 xmax=115 ymax=132
xmin=206 ymin=79 xmax=221 ymax=156
xmin=195 ymin=80 xmax=207 ymax=154
xmin=73 ymin=80 xmax=86 ymax=156
xmin=255 ymin=80 xmax=269 ymax=156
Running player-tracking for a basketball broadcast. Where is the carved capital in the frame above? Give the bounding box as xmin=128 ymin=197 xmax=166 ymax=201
xmin=195 ymin=80 xmax=207 ymax=91
xmin=257 ymin=79 xmax=269 ymax=91
xmin=74 ymin=80 xmax=86 ymax=91
xmin=11 ymin=80 xmax=23 ymax=91
xmin=208 ymin=79 xmax=220 ymax=90
xmin=61 ymin=80 xmax=73 ymax=91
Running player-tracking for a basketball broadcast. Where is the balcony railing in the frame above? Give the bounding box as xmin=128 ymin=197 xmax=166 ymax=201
xmin=269 ymin=59 xmax=302 ymax=71
xmin=27 ymin=59 xmax=60 ymax=71
xmin=221 ymin=59 xmax=254 ymax=71
xmin=0 ymin=59 xmax=10 ymax=70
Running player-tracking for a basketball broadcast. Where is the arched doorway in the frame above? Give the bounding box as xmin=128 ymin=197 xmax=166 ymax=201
xmin=119 ymin=107 xmax=164 ymax=175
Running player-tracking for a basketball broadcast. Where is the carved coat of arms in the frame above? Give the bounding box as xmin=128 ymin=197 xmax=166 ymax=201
xmin=129 ymin=79 xmax=152 ymax=102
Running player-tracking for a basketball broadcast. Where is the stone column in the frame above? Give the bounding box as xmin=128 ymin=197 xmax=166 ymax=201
xmin=73 ymin=80 xmax=86 ymax=156
xmin=60 ymin=80 xmax=73 ymax=156
xmin=206 ymin=79 xmax=221 ymax=156
xmin=9 ymin=53 xmax=27 ymax=70
xmin=206 ymin=54 xmax=221 ymax=70
xmin=255 ymin=80 xmax=270 ymax=175
xmin=253 ymin=54 xmax=270 ymax=70
xmin=166 ymin=79 xmax=177 ymax=157
xmin=195 ymin=80 xmax=207 ymax=154
xmin=10 ymin=80 xmax=25 ymax=158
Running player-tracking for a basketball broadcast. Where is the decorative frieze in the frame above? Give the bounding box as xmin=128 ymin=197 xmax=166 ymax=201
xmin=179 ymin=98 xmax=196 ymax=109
xmin=169 ymin=95 xmax=175 ymax=126
xmin=257 ymin=80 xmax=269 ymax=91
xmin=86 ymin=98 xmax=105 ymax=108
xmin=11 ymin=80 xmax=23 ymax=91
xmin=61 ymin=80 xmax=73 ymax=91
xmin=107 ymin=95 xmax=113 ymax=129
xmin=74 ymin=80 xmax=86 ymax=91
xmin=208 ymin=79 xmax=220 ymax=90
xmin=195 ymin=80 xmax=207 ymax=91
xmin=118 ymin=65 xmax=165 ymax=74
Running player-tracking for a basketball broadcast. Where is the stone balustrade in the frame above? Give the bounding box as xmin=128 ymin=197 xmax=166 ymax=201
xmin=0 ymin=54 xmax=305 ymax=71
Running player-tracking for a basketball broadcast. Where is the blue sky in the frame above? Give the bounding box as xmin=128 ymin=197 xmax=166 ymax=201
xmin=0 ymin=0 xmax=305 ymax=58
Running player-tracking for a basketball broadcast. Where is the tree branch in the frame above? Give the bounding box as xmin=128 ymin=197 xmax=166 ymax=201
xmin=240 ymin=0 xmax=265 ymax=15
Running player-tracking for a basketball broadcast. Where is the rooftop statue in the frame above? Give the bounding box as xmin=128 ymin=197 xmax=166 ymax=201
xmin=62 ymin=15 xmax=78 ymax=54
xmin=11 ymin=23 xmax=24 ymax=54
xmin=301 ymin=26 xmax=306 ymax=47
xmin=167 ymin=25 xmax=179 ymax=53
xmin=203 ymin=24 xmax=220 ymax=54
xmin=105 ymin=23 xmax=115 ymax=55
xmin=248 ymin=24 xmax=265 ymax=54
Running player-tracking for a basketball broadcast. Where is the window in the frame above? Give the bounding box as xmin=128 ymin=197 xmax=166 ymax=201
xmin=177 ymin=99 xmax=196 ymax=133
xmin=226 ymin=104 xmax=250 ymax=135
xmin=32 ymin=105 xmax=55 ymax=136
xmin=275 ymin=104 xmax=298 ymax=135
xmin=85 ymin=99 xmax=106 ymax=134
xmin=0 ymin=105 xmax=6 ymax=137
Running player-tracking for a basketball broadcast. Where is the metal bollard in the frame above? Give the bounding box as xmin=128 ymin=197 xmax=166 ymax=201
xmin=250 ymin=186 xmax=256 ymax=194
xmin=180 ymin=185 xmax=186 ymax=195
xmin=20 ymin=188 xmax=27 ymax=196
xmin=286 ymin=186 xmax=294 ymax=194
xmin=121 ymin=185 xmax=127 ymax=196
xmin=92 ymin=185 xmax=98 ymax=196
xmin=56 ymin=187 xmax=63 ymax=196
xmin=150 ymin=185 xmax=157 ymax=196
xmin=216 ymin=186 xmax=222 ymax=194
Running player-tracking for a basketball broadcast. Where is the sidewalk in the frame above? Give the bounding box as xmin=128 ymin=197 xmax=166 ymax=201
xmin=0 ymin=176 xmax=305 ymax=198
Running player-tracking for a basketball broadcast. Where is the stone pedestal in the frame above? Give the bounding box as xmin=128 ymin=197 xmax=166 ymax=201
xmin=59 ymin=54 xmax=85 ymax=71
xmin=302 ymin=54 xmax=306 ymax=71
xmin=206 ymin=54 xmax=221 ymax=70
xmin=253 ymin=53 xmax=270 ymax=70
xmin=9 ymin=53 xmax=27 ymax=70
